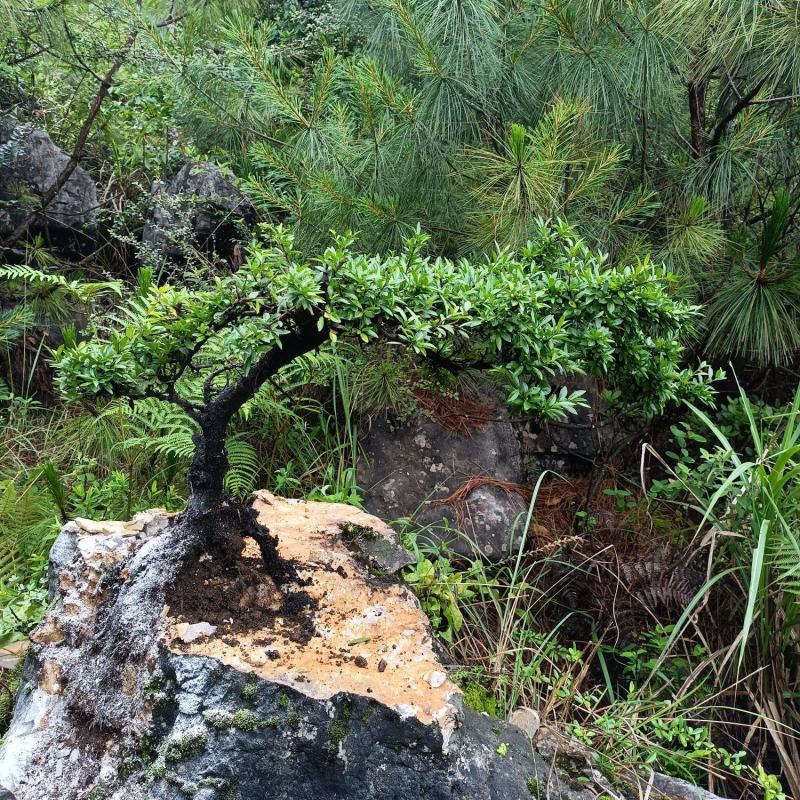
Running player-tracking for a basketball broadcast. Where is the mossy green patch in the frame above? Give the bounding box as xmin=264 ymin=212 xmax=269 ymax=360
xmin=233 ymin=709 xmax=264 ymax=731
xmin=0 ymin=658 xmax=23 ymax=737
xmin=554 ymin=754 xmax=584 ymax=777
xmin=161 ymin=728 xmax=208 ymax=763
xmin=340 ymin=522 xmax=378 ymax=541
xmin=241 ymin=676 xmax=258 ymax=704
xmin=327 ymin=699 xmax=352 ymax=753
xmin=198 ymin=777 xmax=229 ymax=790
xmin=138 ymin=732 xmax=157 ymax=765
xmin=361 ymin=705 xmax=375 ymax=725
xmin=461 ymin=682 xmax=499 ymax=718
xmin=203 ymin=708 xmax=266 ymax=732
xmin=144 ymin=670 xmax=164 ymax=695
xmin=117 ymin=752 xmax=137 ymax=779
xmin=554 ymin=754 xmax=591 ymax=791
xmin=152 ymin=692 xmax=173 ymax=711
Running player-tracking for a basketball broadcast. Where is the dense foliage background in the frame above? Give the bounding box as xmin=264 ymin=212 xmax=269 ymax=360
xmin=1 ymin=2 xmax=799 ymax=798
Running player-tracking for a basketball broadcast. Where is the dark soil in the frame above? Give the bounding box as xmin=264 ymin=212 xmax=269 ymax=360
xmin=171 ymin=534 xmax=318 ymax=646
xmin=205 ymin=500 xmax=298 ymax=586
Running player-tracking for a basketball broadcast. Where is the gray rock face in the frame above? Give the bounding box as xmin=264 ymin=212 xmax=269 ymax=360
xmin=0 ymin=119 xmax=97 ymax=248
xmin=0 ymin=648 xmax=590 ymax=800
xmin=358 ymin=390 xmax=528 ymax=558
xmin=358 ymin=376 xmax=621 ymax=559
xmin=648 ymin=773 xmax=731 ymax=800
xmin=142 ymin=161 xmax=255 ymax=262
xmin=120 ymin=654 xmax=570 ymax=800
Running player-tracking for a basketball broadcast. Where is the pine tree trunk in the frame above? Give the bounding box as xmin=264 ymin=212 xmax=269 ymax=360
xmin=688 ymin=80 xmax=707 ymax=158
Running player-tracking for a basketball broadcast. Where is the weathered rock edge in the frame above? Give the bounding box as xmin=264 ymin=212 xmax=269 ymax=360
xmin=0 ymin=497 xmax=726 ymax=800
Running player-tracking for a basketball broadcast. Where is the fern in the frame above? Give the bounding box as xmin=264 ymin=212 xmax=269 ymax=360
xmin=95 ymin=399 xmax=263 ymax=499
xmin=0 ymin=478 xmax=60 ymax=585
xmin=0 ymin=265 xmax=122 ymax=303
xmin=100 ymin=398 xmax=197 ymax=462
xmin=224 ymin=434 xmax=261 ymax=498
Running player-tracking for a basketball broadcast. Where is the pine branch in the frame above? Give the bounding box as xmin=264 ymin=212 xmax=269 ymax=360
xmin=709 ymin=77 xmax=767 ymax=151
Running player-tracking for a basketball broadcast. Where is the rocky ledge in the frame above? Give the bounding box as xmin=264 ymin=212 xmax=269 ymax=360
xmin=0 ymin=493 xmax=723 ymax=800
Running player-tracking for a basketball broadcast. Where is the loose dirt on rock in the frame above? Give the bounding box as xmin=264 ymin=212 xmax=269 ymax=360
xmin=163 ymin=492 xmax=462 ymax=730
xmin=170 ymin=546 xmax=319 ymax=646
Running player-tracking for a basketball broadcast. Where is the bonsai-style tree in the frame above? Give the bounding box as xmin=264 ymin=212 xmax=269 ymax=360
xmin=55 ymin=221 xmax=713 ymax=565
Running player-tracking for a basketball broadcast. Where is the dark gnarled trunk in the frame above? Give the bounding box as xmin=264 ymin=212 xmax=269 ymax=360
xmin=182 ymin=409 xmax=293 ymax=580
xmin=186 ymin=414 xmax=229 ymax=518
xmin=181 ymin=315 xmax=328 ymax=561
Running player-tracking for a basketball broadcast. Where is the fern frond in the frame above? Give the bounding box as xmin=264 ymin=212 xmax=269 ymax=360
xmin=0 ymin=479 xmax=60 ymax=585
xmin=0 ymin=265 xmax=122 ymax=302
xmin=224 ymin=434 xmax=261 ymax=498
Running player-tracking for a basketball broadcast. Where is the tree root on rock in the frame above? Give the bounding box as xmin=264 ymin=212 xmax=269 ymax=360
xmin=63 ymin=496 xmax=298 ymax=737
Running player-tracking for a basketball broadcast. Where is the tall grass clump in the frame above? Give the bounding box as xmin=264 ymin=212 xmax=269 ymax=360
xmin=655 ymin=382 xmax=800 ymax=795
xmin=400 ymin=434 xmax=799 ymax=797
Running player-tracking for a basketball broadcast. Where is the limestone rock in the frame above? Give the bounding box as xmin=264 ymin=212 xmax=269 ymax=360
xmin=647 ymin=773 xmax=733 ymax=800
xmin=142 ymin=160 xmax=255 ymax=262
xmin=0 ymin=118 xmax=97 ymax=250
xmin=358 ymin=376 xmax=627 ymax=558
xmin=0 ymin=496 xmax=582 ymax=800
xmin=358 ymin=388 xmax=527 ymax=558
xmin=509 ymin=707 xmax=540 ymax=741
xmin=0 ymin=495 xmax=731 ymax=800
xmin=175 ymin=622 xmax=217 ymax=643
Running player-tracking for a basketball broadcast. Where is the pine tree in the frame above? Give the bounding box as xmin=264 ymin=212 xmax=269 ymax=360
xmin=165 ymin=0 xmax=800 ymax=366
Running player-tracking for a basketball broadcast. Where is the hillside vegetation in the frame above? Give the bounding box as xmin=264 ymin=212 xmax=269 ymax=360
xmin=1 ymin=2 xmax=799 ymax=798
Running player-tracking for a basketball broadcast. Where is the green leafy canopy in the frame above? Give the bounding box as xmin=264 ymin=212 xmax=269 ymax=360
xmin=55 ymin=221 xmax=715 ymax=422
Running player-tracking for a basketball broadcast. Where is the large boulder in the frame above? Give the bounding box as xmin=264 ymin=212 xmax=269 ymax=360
xmin=0 ymin=494 xmax=592 ymax=800
xmin=358 ymin=389 xmax=528 ymax=559
xmin=142 ymin=161 xmax=255 ymax=263
xmin=358 ymin=376 xmax=620 ymax=559
xmin=0 ymin=119 xmax=97 ymax=250
xmin=0 ymin=495 xmax=731 ymax=800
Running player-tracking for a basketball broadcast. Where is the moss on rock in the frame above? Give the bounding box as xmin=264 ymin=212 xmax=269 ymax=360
xmin=327 ymin=699 xmax=353 ymax=753
xmin=162 ymin=726 xmax=209 ymax=763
